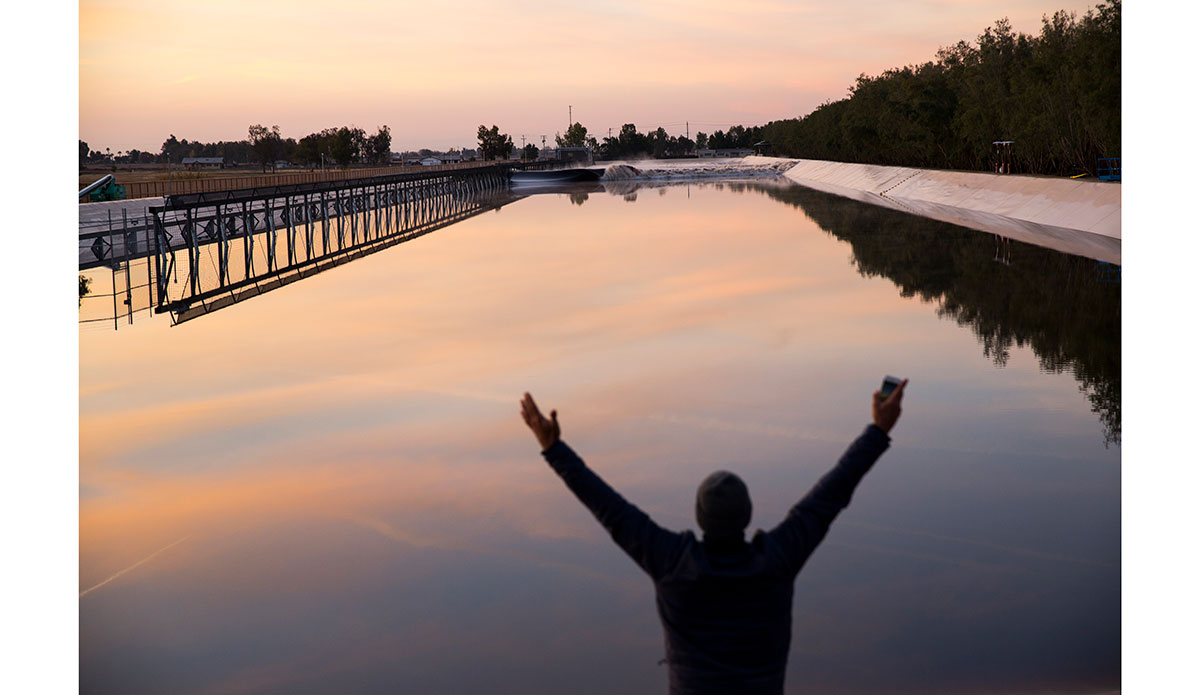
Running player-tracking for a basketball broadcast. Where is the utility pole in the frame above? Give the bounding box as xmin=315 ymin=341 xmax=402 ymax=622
xmin=568 ymin=105 xmax=572 ymax=134
xmin=686 ymin=121 xmax=689 ymax=140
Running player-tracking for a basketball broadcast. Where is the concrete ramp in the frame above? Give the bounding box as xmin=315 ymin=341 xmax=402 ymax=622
xmin=747 ymin=157 xmax=1121 ymax=264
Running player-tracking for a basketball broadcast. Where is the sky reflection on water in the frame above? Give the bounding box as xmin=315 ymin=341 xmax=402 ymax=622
xmin=79 ymin=181 xmax=1119 ymax=694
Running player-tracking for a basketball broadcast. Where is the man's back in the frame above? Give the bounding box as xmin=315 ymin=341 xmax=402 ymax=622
xmin=520 ymin=383 xmax=906 ymax=694
xmin=655 ymin=534 xmax=796 ymax=694
xmin=540 ymin=424 xmax=891 ymax=694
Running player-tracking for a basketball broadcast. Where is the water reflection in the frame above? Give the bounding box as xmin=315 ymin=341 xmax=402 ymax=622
xmin=80 ymin=181 xmax=1118 ymax=694
xmin=509 ymin=177 xmax=1119 ymax=445
xmin=732 ymin=181 xmax=1121 ymax=446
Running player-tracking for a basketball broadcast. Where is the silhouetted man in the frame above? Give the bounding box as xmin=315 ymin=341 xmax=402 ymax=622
xmin=519 ymin=379 xmax=907 ymax=695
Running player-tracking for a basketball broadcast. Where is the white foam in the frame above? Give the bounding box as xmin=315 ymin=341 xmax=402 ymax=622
xmin=600 ymin=158 xmax=797 ymax=181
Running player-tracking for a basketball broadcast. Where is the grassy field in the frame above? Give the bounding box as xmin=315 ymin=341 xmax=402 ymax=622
xmin=79 ymin=164 xmax=329 ymax=188
xmin=79 ymin=160 xmax=507 ymax=200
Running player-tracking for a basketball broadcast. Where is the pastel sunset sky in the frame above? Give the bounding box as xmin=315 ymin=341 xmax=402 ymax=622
xmin=79 ymin=0 xmax=1102 ymax=153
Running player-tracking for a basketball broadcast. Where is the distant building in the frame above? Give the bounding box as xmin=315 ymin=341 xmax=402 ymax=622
xmin=181 ymin=157 xmax=224 ymax=169
xmin=696 ymin=149 xmax=753 ymax=159
xmin=419 ymin=152 xmax=464 ymax=166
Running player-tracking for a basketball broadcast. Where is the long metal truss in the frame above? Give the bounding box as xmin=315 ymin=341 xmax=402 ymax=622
xmin=135 ymin=165 xmax=518 ymax=324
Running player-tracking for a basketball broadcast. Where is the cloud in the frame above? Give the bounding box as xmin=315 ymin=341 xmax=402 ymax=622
xmin=79 ymin=535 xmax=191 ymax=598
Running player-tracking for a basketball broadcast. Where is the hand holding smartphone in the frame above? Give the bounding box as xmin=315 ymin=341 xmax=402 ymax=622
xmin=879 ymin=375 xmax=902 ymax=401
xmin=872 ymin=376 xmax=907 ymax=434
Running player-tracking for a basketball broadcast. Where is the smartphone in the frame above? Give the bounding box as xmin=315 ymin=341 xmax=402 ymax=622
xmin=879 ymin=376 xmax=902 ymax=400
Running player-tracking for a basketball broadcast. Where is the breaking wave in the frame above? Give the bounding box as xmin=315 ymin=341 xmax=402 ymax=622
xmin=601 ymin=158 xmax=796 ymax=182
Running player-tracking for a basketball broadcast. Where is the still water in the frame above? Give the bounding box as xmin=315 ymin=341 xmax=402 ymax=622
xmin=79 ymin=180 xmax=1120 ymax=694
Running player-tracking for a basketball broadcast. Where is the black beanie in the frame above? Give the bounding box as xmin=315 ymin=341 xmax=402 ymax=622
xmin=695 ymin=470 xmax=752 ymax=538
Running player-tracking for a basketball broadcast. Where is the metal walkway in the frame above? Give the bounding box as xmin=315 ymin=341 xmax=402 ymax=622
xmin=79 ymin=163 xmax=536 ymax=328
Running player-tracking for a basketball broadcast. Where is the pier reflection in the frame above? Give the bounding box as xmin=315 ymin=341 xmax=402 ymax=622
xmin=80 ymin=178 xmax=525 ymax=328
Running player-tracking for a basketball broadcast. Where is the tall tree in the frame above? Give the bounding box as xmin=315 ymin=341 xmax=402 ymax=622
xmin=248 ymin=124 xmax=284 ymax=172
xmin=477 ymin=124 xmax=514 ymax=160
xmin=366 ymin=125 xmax=392 ymax=165
xmin=555 ymin=122 xmax=588 ymax=147
xmin=329 ymin=126 xmax=364 ymax=167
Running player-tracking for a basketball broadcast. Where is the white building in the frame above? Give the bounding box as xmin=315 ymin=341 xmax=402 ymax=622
xmin=419 ymin=152 xmax=464 ymax=166
xmin=696 ymin=148 xmax=754 ymax=158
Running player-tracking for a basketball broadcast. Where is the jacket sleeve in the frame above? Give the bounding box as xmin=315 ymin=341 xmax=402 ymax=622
xmin=543 ymin=440 xmax=686 ymax=580
xmin=766 ymin=424 xmax=891 ymax=576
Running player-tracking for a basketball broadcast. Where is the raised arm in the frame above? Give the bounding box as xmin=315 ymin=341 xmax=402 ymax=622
xmin=521 ymin=393 xmax=685 ymax=579
xmin=767 ymin=379 xmax=907 ymax=576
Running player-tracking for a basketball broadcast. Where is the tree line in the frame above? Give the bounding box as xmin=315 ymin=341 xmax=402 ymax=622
xmin=757 ymin=0 xmax=1120 ymax=175
xmin=80 ymin=123 xmax=392 ymax=171
xmin=473 ymin=121 xmax=765 ymax=161
xmin=476 ymin=1 xmax=1118 ymax=175
xmin=82 ymin=1 xmax=1118 ymax=176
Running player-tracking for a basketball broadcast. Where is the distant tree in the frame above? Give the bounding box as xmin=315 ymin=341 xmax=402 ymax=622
xmin=366 ymin=125 xmax=392 ymax=164
xmin=160 ymin=134 xmax=180 ymax=163
xmin=87 ymin=150 xmax=107 ymax=164
xmin=329 ymin=126 xmax=363 ymax=167
xmin=79 ymin=140 xmax=89 ymax=163
xmin=648 ymin=127 xmax=670 ymax=157
xmin=668 ymin=135 xmax=694 ymax=157
xmin=555 ymin=122 xmax=588 ymax=147
xmin=522 ymin=143 xmax=539 ymax=160
xmin=477 ymin=124 xmax=514 ymax=160
xmin=695 ymin=132 xmax=708 ymax=150
xmin=599 ymin=135 xmax=621 ymax=160
xmin=349 ymin=126 xmax=368 ymax=164
xmin=296 ymin=131 xmax=329 ymax=167
xmin=248 ymin=123 xmax=284 ymax=172
xmin=281 ymin=137 xmax=299 ymax=163
xmin=477 ymin=125 xmax=496 ymax=160
xmin=499 ymin=134 xmax=514 ymax=159
xmin=616 ymin=123 xmax=649 ymax=158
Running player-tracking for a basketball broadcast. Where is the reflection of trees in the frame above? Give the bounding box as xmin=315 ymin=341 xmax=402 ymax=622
xmin=569 ymin=191 xmax=590 ymax=206
xmin=741 ymin=182 xmax=1121 ymax=446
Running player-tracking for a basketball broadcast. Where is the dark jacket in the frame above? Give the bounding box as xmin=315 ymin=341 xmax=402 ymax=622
xmin=542 ymin=425 xmax=891 ymax=695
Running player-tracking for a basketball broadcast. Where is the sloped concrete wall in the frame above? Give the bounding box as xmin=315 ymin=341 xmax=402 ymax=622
xmin=747 ymin=157 xmax=1121 ymax=264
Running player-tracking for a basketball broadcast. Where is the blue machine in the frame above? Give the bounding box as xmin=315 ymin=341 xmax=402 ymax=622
xmin=79 ymin=174 xmax=127 ymax=202
xmin=1097 ymin=158 xmax=1121 ymax=182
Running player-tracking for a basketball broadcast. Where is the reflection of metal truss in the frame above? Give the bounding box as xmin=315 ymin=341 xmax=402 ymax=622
xmin=169 ymin=195 xmax=521 ymax=325
xmin=148 ymin=166 xmax=523 ymax=324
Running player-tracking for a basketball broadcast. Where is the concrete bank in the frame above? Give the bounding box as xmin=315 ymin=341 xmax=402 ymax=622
xmin=747 ymin=157 xmax=1121 ymax=264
